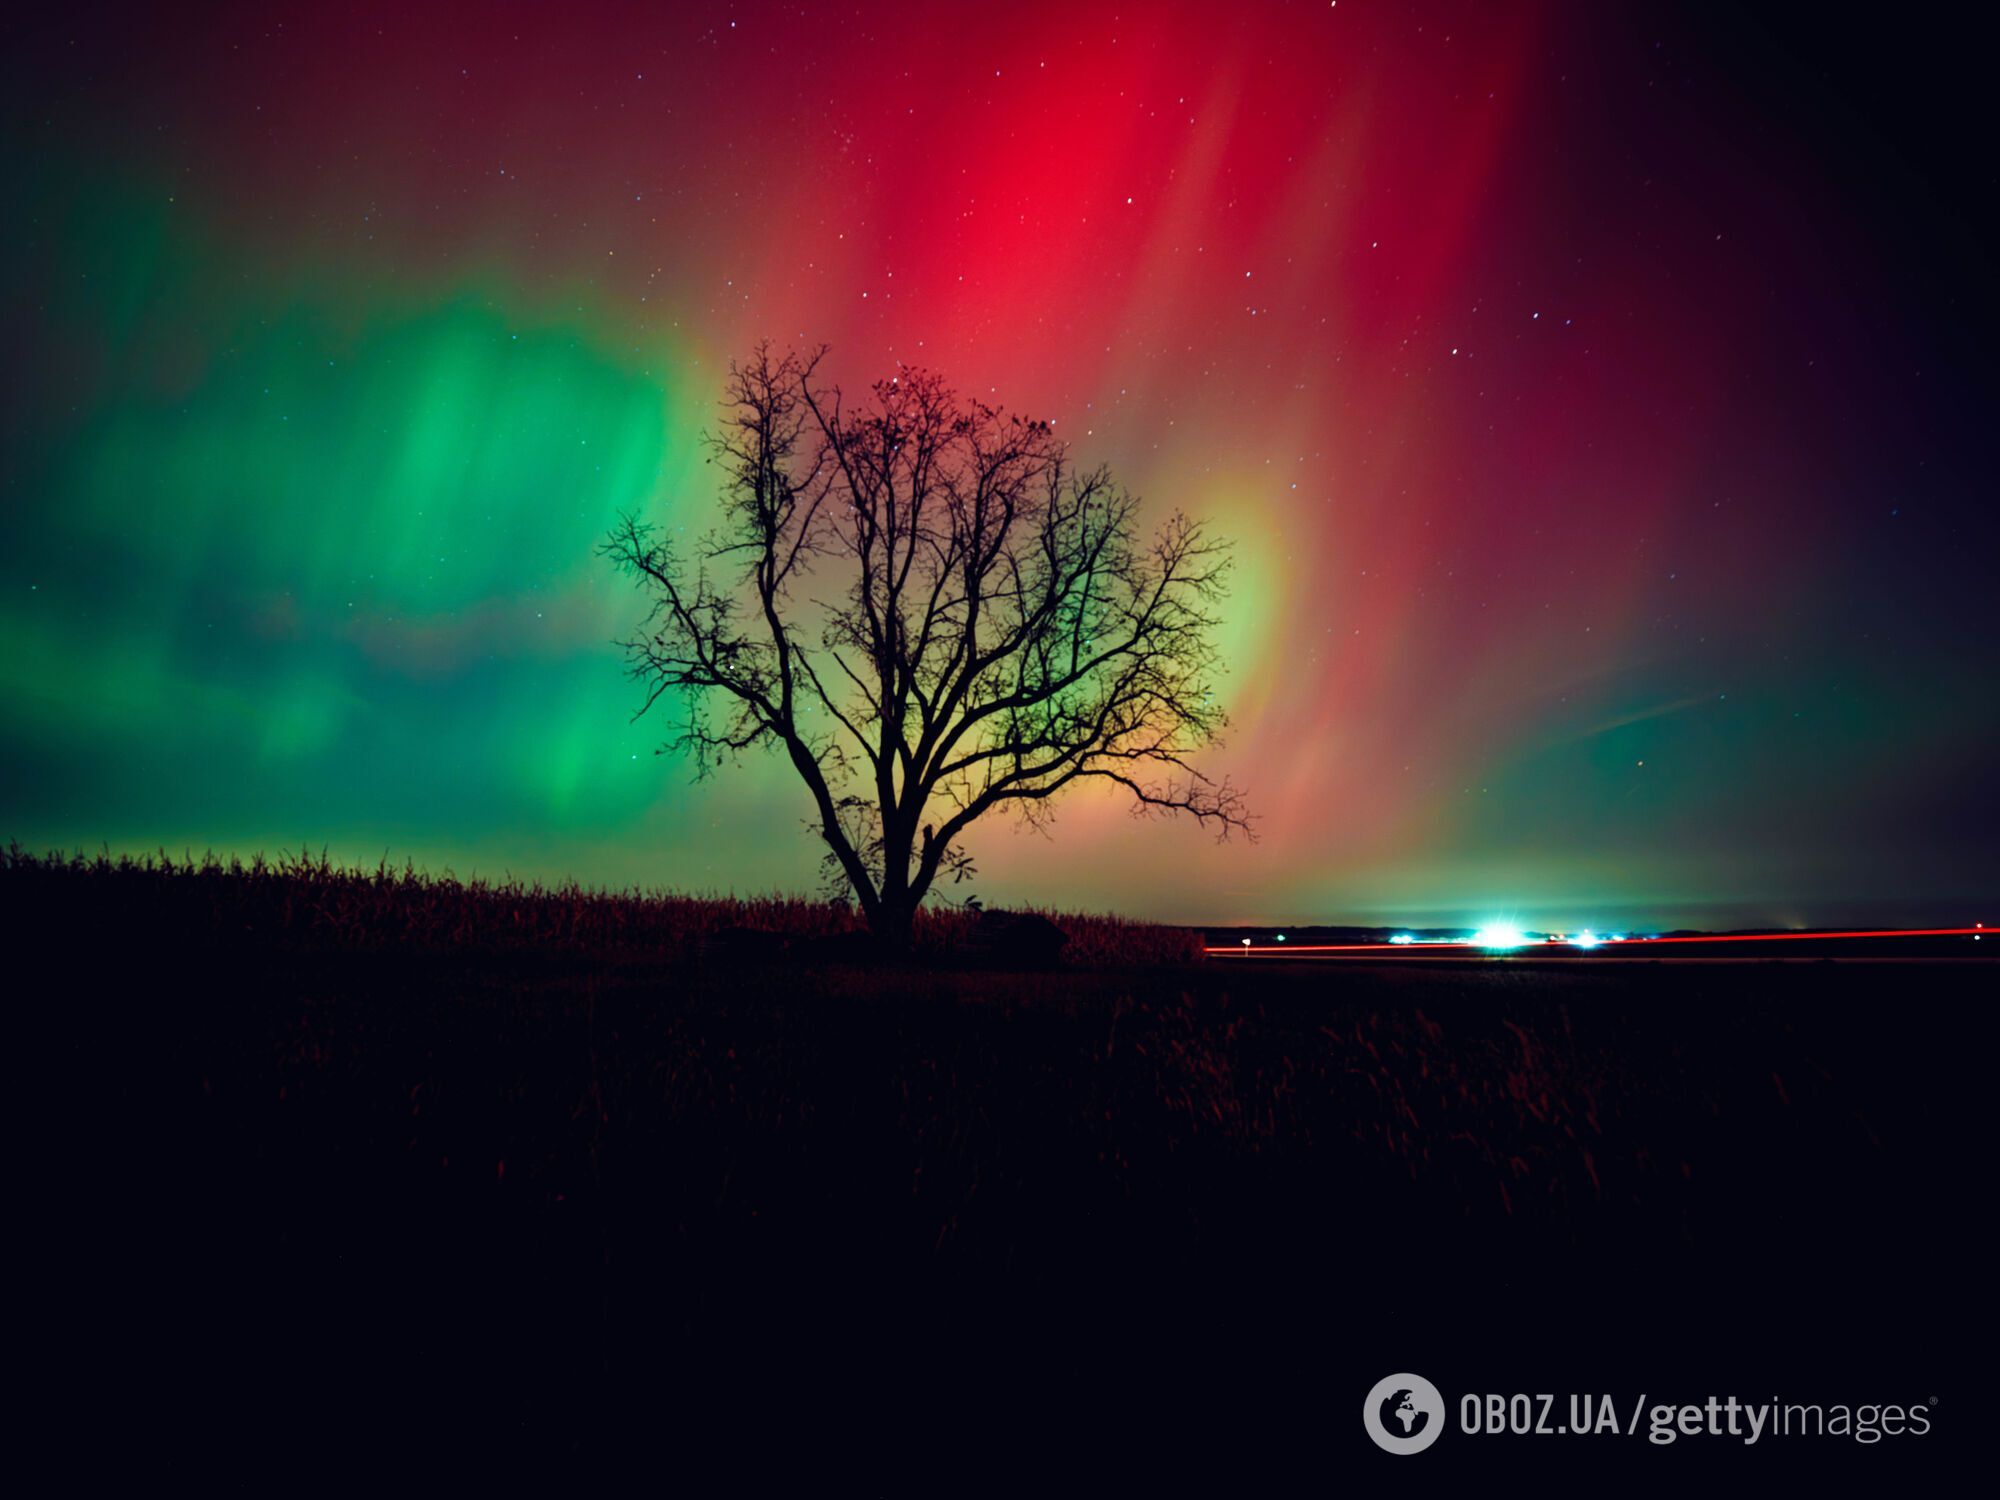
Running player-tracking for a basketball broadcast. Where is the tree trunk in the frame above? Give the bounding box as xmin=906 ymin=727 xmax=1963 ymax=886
xmin=868 ymin=892 xmax=919 ymax=952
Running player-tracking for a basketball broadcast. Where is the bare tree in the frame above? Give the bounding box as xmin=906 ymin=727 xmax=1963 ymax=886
xmin=603 ymin=344 xmax=1251 ymax=945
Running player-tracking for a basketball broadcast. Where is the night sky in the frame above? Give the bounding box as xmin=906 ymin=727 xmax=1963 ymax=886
xmin=3 ymin=1 xmax=1993 ymax=929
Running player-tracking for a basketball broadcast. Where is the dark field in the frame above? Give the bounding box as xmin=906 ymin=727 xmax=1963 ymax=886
xmin=12 ymin=852 xmax=1984 ymax=1482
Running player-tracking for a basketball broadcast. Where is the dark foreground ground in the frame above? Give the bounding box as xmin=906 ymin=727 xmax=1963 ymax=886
xmin=11 ymin=858 xmax=1987 ymax=1484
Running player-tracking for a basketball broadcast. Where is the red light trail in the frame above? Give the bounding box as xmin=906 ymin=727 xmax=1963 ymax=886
xmin=1203 ymin=927 xmax=1990 ymax=956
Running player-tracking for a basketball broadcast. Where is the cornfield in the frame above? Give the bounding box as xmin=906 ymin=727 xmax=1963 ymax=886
xmin=0 ymin=843 xmax=1205 ymax=966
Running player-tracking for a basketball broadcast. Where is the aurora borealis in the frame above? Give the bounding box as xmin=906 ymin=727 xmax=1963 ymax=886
xmin=3 ymin=1 xmax=1993 ymax=928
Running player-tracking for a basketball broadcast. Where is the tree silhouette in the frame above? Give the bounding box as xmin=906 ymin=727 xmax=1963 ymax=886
xmin=604 ymin=345 xmax=1251 ymax=945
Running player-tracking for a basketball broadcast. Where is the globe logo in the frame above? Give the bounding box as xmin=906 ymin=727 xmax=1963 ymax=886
xmin=1382 ymin=1389 xmax=1430 ymax=1438
xmin=1362 ymin=1373 xmax=1446 ymax=1454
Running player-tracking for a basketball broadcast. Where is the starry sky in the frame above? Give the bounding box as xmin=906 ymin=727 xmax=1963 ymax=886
xmin=3 ymin=1 xmax=1994 ymax=928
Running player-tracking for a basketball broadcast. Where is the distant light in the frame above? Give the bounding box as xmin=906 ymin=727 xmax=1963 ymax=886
xmin=1389 ymin=933 xmax=1415 ymax=945
xmin=1574 ymin=930 xmax=1601 ymax=949
xmin=1275 ymin=933 xmax=1286 ymax=943
xmin=1473 ymin=925 xmax=1527 ymax=950
xmin=1241 ymin=938 xmax=1252 ymax=948
xmin=1607 ymin=933 xmax=1626 ymax=943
